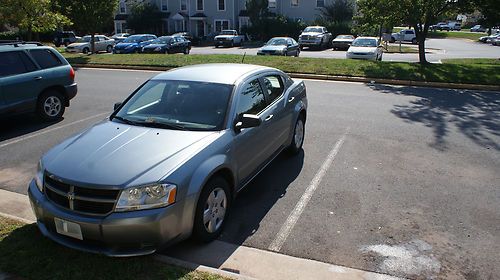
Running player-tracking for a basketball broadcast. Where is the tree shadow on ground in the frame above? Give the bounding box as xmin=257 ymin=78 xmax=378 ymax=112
xmin=368 ymin=84 xmax=500 ymax=151
xmin=0 ymin=114 xmax=63 ymax=142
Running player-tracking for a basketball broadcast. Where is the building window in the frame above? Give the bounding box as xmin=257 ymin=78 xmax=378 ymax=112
xmin=316 ymin=0 xmax=324 ymax=7
xmin=214 ymin=20 xmax=230 ymax=33
xmin=197 ymin=0 xmax=203 ymax=11
xmin=119 ymin=0 xmax=126 ymax=13
xmin=268 ymin=0 xmax=276 ymax=8
xmin=291 ymin=0 xmax=299 ymax=7
xmin=180 ymin=0 xmax=187 ymax=10
xmin=218 ymin=0 xmax=225 ymax=11
xmin=160 ymin=0 xmax=168 ymax=11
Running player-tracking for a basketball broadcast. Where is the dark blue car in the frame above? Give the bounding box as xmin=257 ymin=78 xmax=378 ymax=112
xmin=141 ymin=36 xmax=191 ymax=54
xmin=113 ymin=34 xmax=157 ymax=54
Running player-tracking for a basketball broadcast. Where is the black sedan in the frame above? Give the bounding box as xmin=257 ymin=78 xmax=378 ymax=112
xmin=141 ymin=36 xmax=191 ymax=54
xmin=332 ymin=35 xmax=355 ymax=50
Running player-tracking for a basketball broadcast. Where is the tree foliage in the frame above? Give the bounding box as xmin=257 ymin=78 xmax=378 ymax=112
xmin=319 ymin=0 xmax=355 ymax=24
xmin=0 ymin=0 xmax=71 ymax=40
xmin=356 ymin=0 xmax=472 ymax=63
xmin=475 ymin=0 xmax=500 ymax=33
xmin=126 ymin=2 xmax=163 ymax=34
xmin=246 ymin=0 xmax=270 ymax=26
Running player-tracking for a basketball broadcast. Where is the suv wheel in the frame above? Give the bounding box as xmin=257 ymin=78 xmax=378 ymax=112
xmin=37 ymin=90 xmax=65 ymax=121
xmin=192 ymin=176 xmax=231 ymax=242
xmin=288 ymin=115 xmax=305 ymax=155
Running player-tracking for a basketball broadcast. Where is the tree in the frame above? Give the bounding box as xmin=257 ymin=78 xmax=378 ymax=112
xmin=319 ymin=0 xmax=355 ymax=24
xmin=127 ymin=2 xmax=164 ymax=34
xmin=356 ymin=0 xmax=471 ymax=64
xmin=475 ymin=0 xmax=500 ymax=34
xmin=56 ymin=0 xmax=118 ymax=54
xmin=0 ymin=0 xmax=70 ymax=40
xmin=246 ymin=0 xmax=270 ymax=26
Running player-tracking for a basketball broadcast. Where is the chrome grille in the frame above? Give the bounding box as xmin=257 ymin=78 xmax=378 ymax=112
xmin=44 ymin=174 xmax=120 ymax=216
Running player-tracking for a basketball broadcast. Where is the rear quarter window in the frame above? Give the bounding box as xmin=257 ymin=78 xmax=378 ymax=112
xmin=0 ymin=51 xmax=37 ymax=77
xmin=29 ymin=49 xmax=63 ymax=69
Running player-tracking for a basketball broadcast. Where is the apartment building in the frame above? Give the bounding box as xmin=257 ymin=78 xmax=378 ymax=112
xmin=114 ymin=0 xmax=334 ymax=37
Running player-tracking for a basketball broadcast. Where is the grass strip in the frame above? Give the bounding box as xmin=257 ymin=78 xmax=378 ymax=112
xmin=64 ymin=53 xmax=500 ymax=86
xmin=0 ymin=216 xmax=227 ymax=280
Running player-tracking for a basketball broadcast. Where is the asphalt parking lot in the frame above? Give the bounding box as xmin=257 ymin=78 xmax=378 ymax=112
xmin=190 ymin=38 xmax=500 ymax=62
xmin=1 ymin=68 xmax=498 ymax=279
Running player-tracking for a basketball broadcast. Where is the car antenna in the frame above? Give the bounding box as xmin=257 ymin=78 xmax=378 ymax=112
xmin=241 ymin=52 xmax=246 ymax=63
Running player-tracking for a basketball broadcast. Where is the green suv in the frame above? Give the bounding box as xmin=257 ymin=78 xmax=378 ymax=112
xmin=0 ymin=42 xmax=77 ymax=120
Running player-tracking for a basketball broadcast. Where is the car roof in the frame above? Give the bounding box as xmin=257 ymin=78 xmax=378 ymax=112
xmin=152 ymin=63 xmax=275 ymax=85
xmin=269 ymin=37 xmax=292 ymax=40
xmin=354 ymin=36 xmax=378 ymax=40
xmin=0 ymin=43 xmax=53 ymax=52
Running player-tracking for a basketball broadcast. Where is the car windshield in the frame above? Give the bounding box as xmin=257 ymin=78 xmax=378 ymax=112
xmin=336 ymin=35 xmax=354 ymax=39
xmin=304 ymin=27 xmax=322 ymax=33
xmin=77 ymin=36 xmax=91 ymax=43
xmin=113 ymin=80 xmax=233 ymax=131
xmin=267 ymin=38 xmax=288 ymax=45
xmin=220 ymin=30 xmax=235 ymax=35
xmin=153 ymin=37 xmax=171 ymax=44
xmin=352 ymin=38 xmax=377 ymax=47
xmin=123 ymin=36 xmax=142 ymax=43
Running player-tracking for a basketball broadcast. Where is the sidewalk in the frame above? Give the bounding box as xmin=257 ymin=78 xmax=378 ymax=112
xmin=0 ymin=189 xmax=401 ymax=280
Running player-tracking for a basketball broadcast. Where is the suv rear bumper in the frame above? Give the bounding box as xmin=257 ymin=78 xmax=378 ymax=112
xmin=64 ymin=83 xmax=77 ymax=102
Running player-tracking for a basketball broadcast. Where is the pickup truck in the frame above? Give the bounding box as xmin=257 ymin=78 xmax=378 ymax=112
xmin=298 ymin=26 xmax=332 ymax=49
xmin=390 ymin=29 xmax=418 ymax=44
xmin=214 ymin=30 xmax=244 ymax=47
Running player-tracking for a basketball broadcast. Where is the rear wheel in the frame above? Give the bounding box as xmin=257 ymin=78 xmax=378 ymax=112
xmin=192 ymin=177 xmax=231 ymax=242
xmin=288 ymin=115 xmax=305 ymax=155
xmin=82 ymin=47 xmax=89 ymax=54
xmin=106 ymin=45 xmax=113 ymax=53
xmin=411 ymin=38 xmax=417 ymax=44
xmin=37 ymin=90 xmax=65 ymax=121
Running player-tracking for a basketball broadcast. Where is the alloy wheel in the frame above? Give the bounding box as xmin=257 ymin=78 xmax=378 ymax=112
xmin=203 ymin=187 xmax=227 ymax=233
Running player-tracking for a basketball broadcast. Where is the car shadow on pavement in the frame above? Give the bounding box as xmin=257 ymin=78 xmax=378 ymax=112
xmin=0 ymin=115 xmax=63 ymax=142
xmin=163 ymin=150 xmax=305 ymax=267
xmin=368 ymin=84 xmax=499 ymax=151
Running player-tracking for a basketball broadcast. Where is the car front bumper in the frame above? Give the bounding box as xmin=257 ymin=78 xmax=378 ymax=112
xmin=215 ymin=40 xmax=234 ymax=46
xmin=299 ymin=40 xmax=322 ymax=47
xmin=113 ymin=48 xmax=136 ymax=54
xmin=346 ymin=52 xmax=378 ymax=60
xmin=28 ymin=179 xmax=186 ymax=257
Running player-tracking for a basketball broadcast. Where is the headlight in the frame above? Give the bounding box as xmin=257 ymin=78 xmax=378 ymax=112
xmin=125 ymin=44 xmax=134 ymax=49
xmin=35 ymin=160 xmax=44 ymax=193
xmin=115 ymin=183 xmax=177 ymax=212
xmin=316 ymin=35 xmax=323 ymax=38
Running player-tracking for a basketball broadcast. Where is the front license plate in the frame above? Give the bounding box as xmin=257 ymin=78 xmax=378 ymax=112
xmin=54 ymin=217 xmax=83 ymax=240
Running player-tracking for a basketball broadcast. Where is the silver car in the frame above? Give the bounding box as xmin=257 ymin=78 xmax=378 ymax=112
xmin=28 ymin=63 xmax=307 ymax=256
xmin=65 ymin=35 xmax=115 ymax=54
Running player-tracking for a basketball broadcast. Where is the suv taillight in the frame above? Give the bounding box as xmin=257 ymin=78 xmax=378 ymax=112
xmin=69 ymin=67 xmax=75 ymax=81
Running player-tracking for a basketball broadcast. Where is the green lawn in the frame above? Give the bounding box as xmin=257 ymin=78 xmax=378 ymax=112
xmin=385 ymin=45 xmax=419 ymax=53
xmin=0 ymin=217 xmax=227 ymax=280
xmin=63 ymin=53 xmax=500 ymax=86
xmin=427 ymin=30 xmax=485 ymax=41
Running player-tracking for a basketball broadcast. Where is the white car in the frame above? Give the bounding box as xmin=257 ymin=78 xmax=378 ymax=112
xmin=390 ymin=29 xmax=417 ymax=44
xmin=346 ymin=37 xmax=383 ymax=61
xmin=214 ymin=30 xmax=244 ymax=47
xmin=65 ymin=35 xmax=115 ymax=54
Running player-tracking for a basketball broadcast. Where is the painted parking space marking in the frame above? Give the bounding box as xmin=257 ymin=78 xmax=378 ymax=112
xmin=0 ymin=112 xmax=109 ymax=149
xmin=268 ymin=128 xmax=349 ymax=252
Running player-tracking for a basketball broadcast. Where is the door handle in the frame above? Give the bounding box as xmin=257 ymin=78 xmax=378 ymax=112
xmin=264 ymin=114 xmax=274 ymax=121
xmin=34 ymin=76 xmax=42 ymax=81
xmin=288 ymin=96 xmax=295 ymax=103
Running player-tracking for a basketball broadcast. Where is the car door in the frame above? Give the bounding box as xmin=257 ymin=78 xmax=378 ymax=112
xmin=0 ymin=51 xmax=42 ymax=114
xmin=232 ymin=77 xmax=273 ymax=187
xmin=28 ymin=48 xmax=65 ymax=94
xmin=259 ymin=74 xmax=292 ymax=153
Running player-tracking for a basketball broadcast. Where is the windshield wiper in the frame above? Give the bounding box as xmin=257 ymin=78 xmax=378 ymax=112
xmin=137 ymin=121 xmax=188 ymax=131
xmin=111 ymin=115 xmax=143 ymax=126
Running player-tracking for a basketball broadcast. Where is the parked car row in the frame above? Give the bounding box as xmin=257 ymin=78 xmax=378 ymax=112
xmin=479 ymin=32 xmax=500 ymax=45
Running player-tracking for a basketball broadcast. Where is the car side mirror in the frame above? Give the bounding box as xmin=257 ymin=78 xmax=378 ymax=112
xmin=114 ymin=102 xmax=122 ymax=111
xmin=234 ymin=114 xmax=261 ymax=133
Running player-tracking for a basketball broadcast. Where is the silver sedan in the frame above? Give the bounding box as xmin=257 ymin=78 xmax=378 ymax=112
xmin=28 ymin=63 xmax=307 ymax=256
xmin=65 ymin=35 xmax=115 ymax=54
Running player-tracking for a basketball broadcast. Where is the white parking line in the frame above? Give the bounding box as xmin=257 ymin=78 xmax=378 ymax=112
xmin=268 ymin=128 xmax=349 ymax=252
xmin=0 ymin=112 xmax=109 ymax=149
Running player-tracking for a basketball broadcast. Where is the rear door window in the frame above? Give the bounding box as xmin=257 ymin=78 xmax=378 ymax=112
xmin=0 ymin=51 xmax=37 ymax=77
xmin=261 ymin=75 xmax=284 ymax=104
xmin=29 ymin=49 xmax=63 ymax=69
xmin=236 ymin=79 xmax=267 ymax=115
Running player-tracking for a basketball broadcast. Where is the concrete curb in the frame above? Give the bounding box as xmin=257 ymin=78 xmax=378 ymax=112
xmin=71 ymin=63 xmax=500 ymax=92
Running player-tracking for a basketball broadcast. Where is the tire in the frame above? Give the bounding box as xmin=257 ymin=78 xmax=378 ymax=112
xmin=192 ymin=176 xmax=231 ymax=243
xmin=184 ymin=47 xmax=190 ymax=54
xmin=230 ymin=40 xmax=234 ymax=47
xmin=288 ymin=115 xmax=305 ymax=155
xmin=295 ymin=50 xmax=300 ymax=57
xmin=390 ymin=37 xmax=396 ymax=43
xmin=106 ymin=45 xmax=113 ymax=53
xmin=82 ymin=47 xmax=89 ymax=54
xmin=411 ymin=38 xmax=417 ymax=44
xmin=37 ymin=90 xmax=65 ymax=121
xmin=64 ymin=41 xmax=69 ymax=47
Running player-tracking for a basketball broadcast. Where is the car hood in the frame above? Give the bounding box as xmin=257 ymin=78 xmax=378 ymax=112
xmin=143 ymin=43 xmax=168 ymax=48
xmin=301 ymin=32 xmax=321 ymax=36
xmin=260 ymin=45 xmax=287 ymax=51
xmin=68 ymin=42 xmax=88 ymax=48
xmin=332 ymin=38 xmax=353 ymax=43
xmin=347 ymin=46 xmax=377 ymax=53
xmin=115 ymin=42 xmax=138 ymax=48
xmin=215 ymin=35 xmax=235 ymax=39
xmin=43 ymin=120 xmax=220 ymax=187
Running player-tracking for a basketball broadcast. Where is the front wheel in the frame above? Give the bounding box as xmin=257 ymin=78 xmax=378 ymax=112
xmin=184 ymin=47 xmax=190 ymax=54
xmin=192 ymin=177 xmax=231 ymax=243
xmin=37 ymin=90 xmax=65 ymax=121
xmin=106 ymin=45 xmax=113 ymax=53
xmin=411 ymin=38 xmax=417 ymax=44
xmin=288 ymin=116 xmax=305 ymax=155
xmin=82 ymin=47 xmax=89 ymax=54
